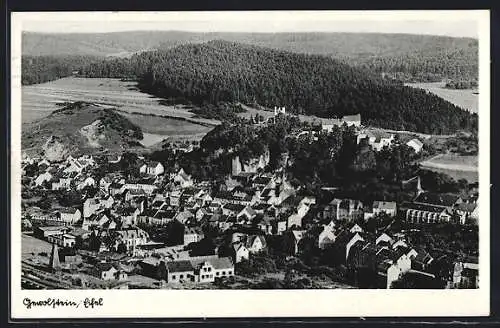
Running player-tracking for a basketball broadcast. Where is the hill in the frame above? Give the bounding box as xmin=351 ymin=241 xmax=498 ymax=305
xmin=22 ymin=31 xmax=478 ymax=81
xmin=22 ymin=101 xmax=144 ymax=161
xmin=82 ymin=40 xmax=476 ymax=134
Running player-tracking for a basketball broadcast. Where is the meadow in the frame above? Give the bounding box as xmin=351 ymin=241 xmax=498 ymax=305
xmin=420 ymin=153 xmax=478 ymax=182
xmin=22 ymin=77 xmax=217 ymax=145
xmin=405 ymin=82 xmax=478 ymax=113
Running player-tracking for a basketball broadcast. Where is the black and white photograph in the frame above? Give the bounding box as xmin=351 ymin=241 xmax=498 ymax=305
xmin=10 ymin=10 xmax=490 ymax=318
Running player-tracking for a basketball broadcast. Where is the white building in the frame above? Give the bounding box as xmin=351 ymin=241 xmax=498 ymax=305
xmin=406 ymin=138 xmax=424 ymax=153
xmin=139 ymin=162 xmax=165 ymax=176
xmin=357 ymin=130 xmax=395 ymax=151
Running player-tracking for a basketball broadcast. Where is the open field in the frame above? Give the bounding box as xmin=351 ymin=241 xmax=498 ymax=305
xmin=405 ymin=82 xmax=478 ymax=113
xmin=22 ymin=233 xmax=53 ymax=262
xmin=420 ymin=153 xmax=478 ymax=182
xmin=22 ymin=77 xmax=219 ymax=145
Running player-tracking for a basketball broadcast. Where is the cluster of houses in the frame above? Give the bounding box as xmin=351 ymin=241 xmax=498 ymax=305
xmin=317 ymin=220 xmax=478 ymax=289
xmin=317 ymin=220 xmax=431 ymax=288
xmin=21 ymin=115 xmax=478 ymax=289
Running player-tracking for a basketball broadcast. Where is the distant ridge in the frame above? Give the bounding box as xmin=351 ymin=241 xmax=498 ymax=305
xmin=22 ymin=31 xmax=478 ymax=81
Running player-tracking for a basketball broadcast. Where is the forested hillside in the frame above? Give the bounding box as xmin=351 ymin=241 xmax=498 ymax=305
xmin=22 ymin=55 xmax=99 ymax=85
xmin=80 ymin=40 xmax=476 ymax=134
xmin=23 ymin=31 xmax=478 ymax=81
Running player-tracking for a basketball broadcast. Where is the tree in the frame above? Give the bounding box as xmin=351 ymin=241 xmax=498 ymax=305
xmin=117 ymin=242 xmax=128 ymax=254
xmin=36 ymin=197 xmax=52 ymax=210
xmin=57 ymin=190 xmax=82 ymax=207
xmin=391 ymin=273 xmax=418 ymax=289
xmin=24 ymin=163 xmax=39 ymax=177
xmin=88 ymin=232 xmax=101 ymax=251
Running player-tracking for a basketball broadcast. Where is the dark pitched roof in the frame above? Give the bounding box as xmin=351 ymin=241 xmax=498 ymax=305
xmin=185 ymin=227 xmax=203 ymax=235
xmin=246 ymin=235 xmax=267 ymax=248
xmin=402 ymin=202 xmax=447 ymax=213
xmin=95 ymin=262 xmax=117 ymax=272
xmin=414 ymin=192 xmax=460 ymax=207
xmin=455 ymin=202 xmax=477 ymax=212
xmin=253 ymin=176 xmax=272 ymax=185
xmin=167 ymin=260 xmax=194 ymax=273
xmin=223 ymin=203 xmax=246 ymax=212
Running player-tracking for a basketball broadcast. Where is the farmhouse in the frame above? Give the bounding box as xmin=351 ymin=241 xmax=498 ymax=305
xmin=406 ymin=138 xmax=424 ymax=153
xmin=356 ymin=130 xmax=395 ymax=151
xmin=364 ymin=201 xmax=397 ymax=220
xmin=184 ymin=227 xmax=204 ymax=246
xmin=166 ymin=260 xmax=195 ymax=283
xmin=54 ymin=207 xmax=82 ymax=225
xmin=139 ymin=161 xmax=165 ymax=176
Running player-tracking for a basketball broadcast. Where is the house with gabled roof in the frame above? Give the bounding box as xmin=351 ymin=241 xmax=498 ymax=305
xmin=365 ymin=201 xmax=397 ymax=220
xmin=76 ymin=176 xmax=96 ymax=191
xmin=189 ymin=256 xmax=234 ymax=282
xmin=376 ymin=233 xmax=393 ymax=246
xmin=222 ymin=203 xmax=246 ymax=216
xmin=171 ymin=168 xmax=193 ymax=188
xmin=114 ymin=227 xmax=149 ymax=252
xmin=35 ymin=171 xmax=53 ymax=187
xmin=287 ymin=202 xmax=310 ymax=229
xmin=318 ymin=221 xmax=337 ymax=249
xmin=174 ymin=210 xmax=195 ymax=225
xmin=166 ymin=260 xmax=194 ymax=283
xmin=92 ymin=261 xmax=119 ymax=281
xmin=64 ymin=158 xmax=88 ymax=174
xmin=232 ymin=242 xmax=250 ymax=263
xmin=54 ymin=207 xmax=82 ymax=225
xmin=253 ymin=214 xmax=274 ymax=235
xmin=243 ymin=234 xmax=266 ymax=253
xmin=454 ymin=202 xmax=479 ymax=224
xmin=356 ymin=129 xmax=395 ymax=151
xmin=195 ymin=207 xmax=212 ymax=221
xmin=406 ymin=138 xmax=424 ymax=153
xmin=139 ymin=161 xmax=165 ymax=176
xmin=83 ymin=198 xmax=102 ymax=218
xmin=346 ymin=232 xmax=365 ymax=260
xmin=184 ymin=227 xmax=204 ymax=246
xmin=237 ymin=205 xmax=257 ymax=224
xmin=411 ymin=249 xmax=434 ymax=271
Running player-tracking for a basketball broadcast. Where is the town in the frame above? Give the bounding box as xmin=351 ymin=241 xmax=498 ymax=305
xmin=21 ymin=108 xmax=479 ymax=290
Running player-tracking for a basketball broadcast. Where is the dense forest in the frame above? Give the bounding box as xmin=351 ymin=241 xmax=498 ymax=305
xmin=21 ymin=55 xmax=99 ymax=85
xmin=79 ymin=41 xmax=476 ymax=134
xmin=23 ymin=31 xmax=478 ymax=81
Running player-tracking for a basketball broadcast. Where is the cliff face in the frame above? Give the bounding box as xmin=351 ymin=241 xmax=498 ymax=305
xmin=232 ymin=151 xmax=270 ymax=175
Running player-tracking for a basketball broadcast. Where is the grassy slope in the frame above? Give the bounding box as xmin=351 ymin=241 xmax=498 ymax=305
xmin=22 ymin=102 xmax=143 ymax=155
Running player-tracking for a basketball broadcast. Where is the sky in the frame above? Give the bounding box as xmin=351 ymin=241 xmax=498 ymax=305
xmin=16 ymin=11 xmax=482 ymax=38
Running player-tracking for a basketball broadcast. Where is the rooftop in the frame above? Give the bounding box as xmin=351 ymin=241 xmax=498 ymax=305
xmin=414 ymin=192 xmax=460 ymax=207
xmin=166 ymin=260 xmax=194 ymax=273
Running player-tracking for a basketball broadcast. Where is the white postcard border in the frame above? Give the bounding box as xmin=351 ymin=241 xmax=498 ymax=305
xmin=10 ymin=10 xmax=491 ymax=319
